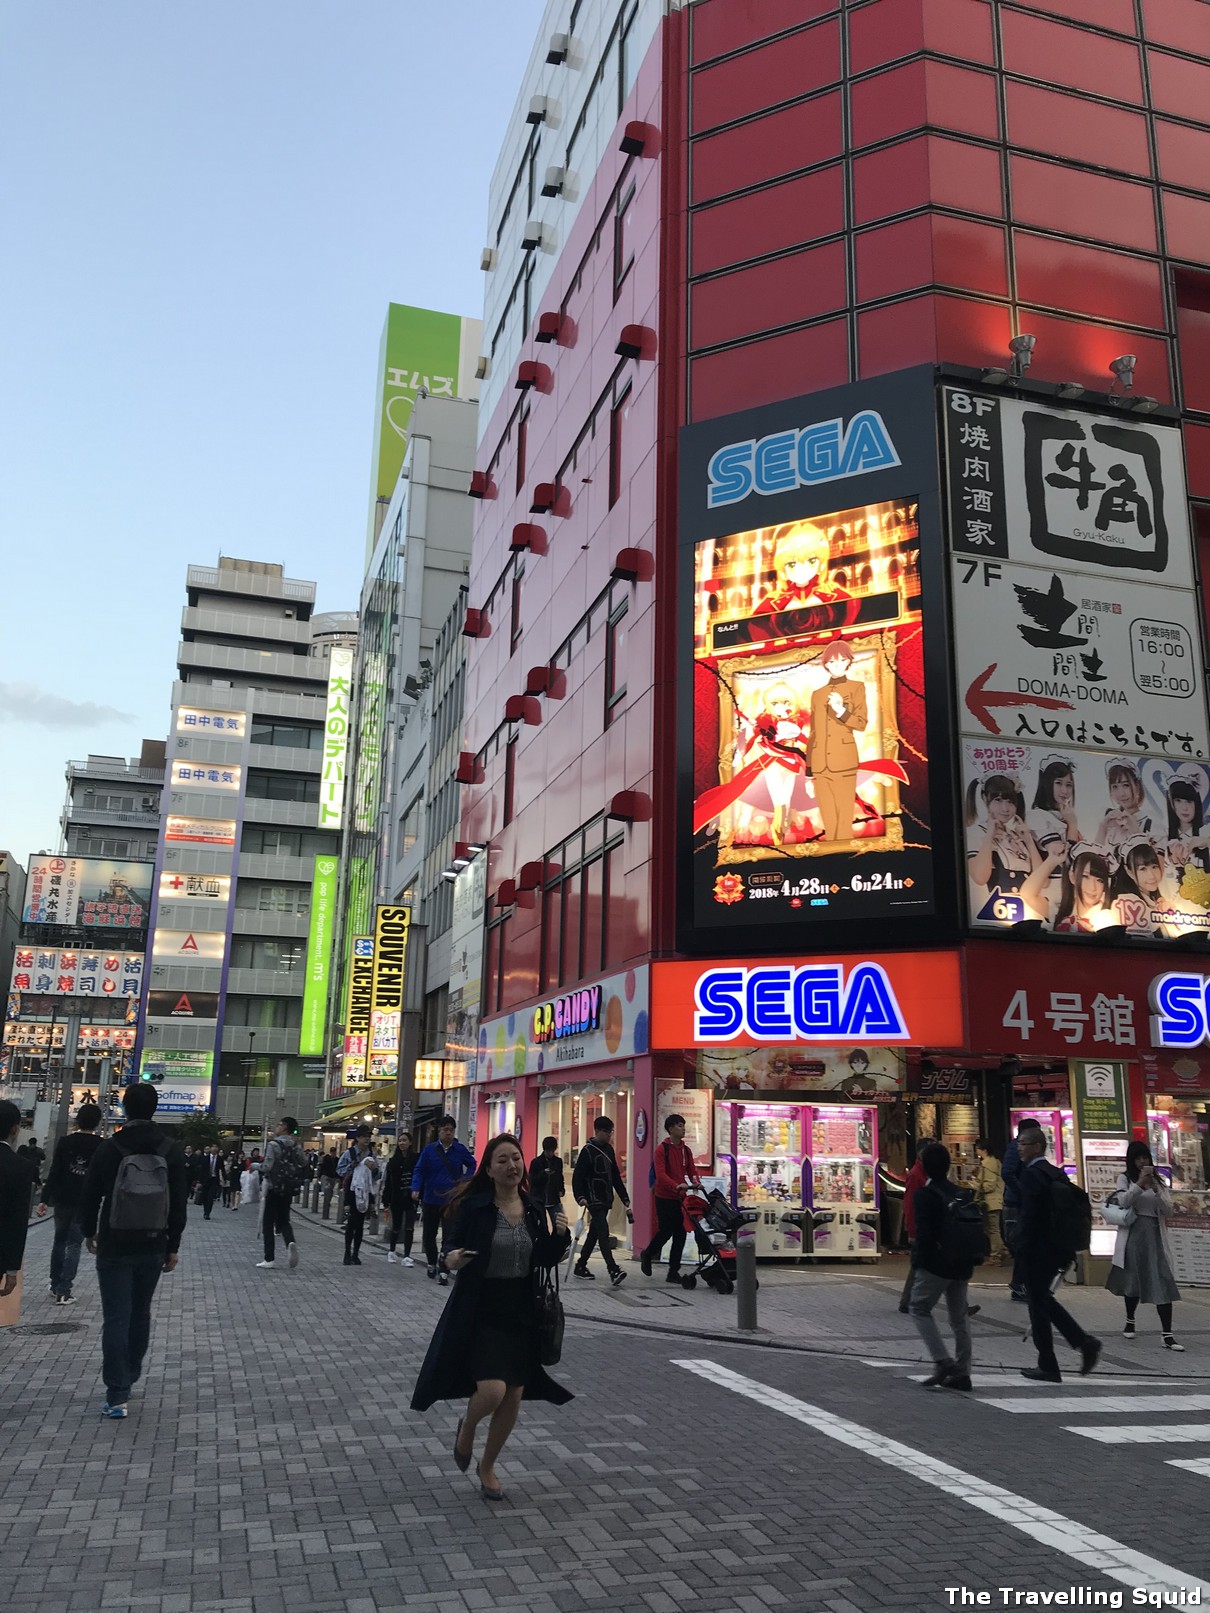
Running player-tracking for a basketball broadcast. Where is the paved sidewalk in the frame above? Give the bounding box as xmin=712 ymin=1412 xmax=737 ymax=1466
xmin=295 ymin=1202 xmax=1210 ymax=1378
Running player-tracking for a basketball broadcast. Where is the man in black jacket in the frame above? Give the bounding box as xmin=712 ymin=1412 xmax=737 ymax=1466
xmin=79 ymin=1083 xmax=188 ymax=1418
xmin=907 ymin=1143 xmax=978 ymax=1391
xmin=1015 ymin=1128 xmax=1101 ymax=1383
xmin=0 ymin=1101 xmax=38 ymax=1302
xmin=529 ymin=1137 xmax=565 ymax=1211
xmin=36 ymin=1101 xmax=104 ymax=1304
xmin=197 ymin=1143 xmax=225 ymax=1220
xmin=571 ymin=1116 xmax=632 ymax=1287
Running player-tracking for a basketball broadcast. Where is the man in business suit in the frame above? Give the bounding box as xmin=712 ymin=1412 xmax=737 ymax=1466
xmin=198 ymin=1144 xmax=224 ymax=1221
xmin=1015 ymin=1127 xmax=1101 ymax=1383
xmin=0 ymin=1100 xmax=38 ymax=1302
xmin=806 ymin=640 xmax=867 ymax=842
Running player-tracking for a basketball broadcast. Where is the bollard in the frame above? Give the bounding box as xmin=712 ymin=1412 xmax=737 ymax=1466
xmin=736 ymin=1237 xmax=758 ymax=1331
xmin=322 ymin=1185 xmax=333 ymax=1220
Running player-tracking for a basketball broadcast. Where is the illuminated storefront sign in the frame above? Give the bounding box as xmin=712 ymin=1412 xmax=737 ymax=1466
xmin=342 ymin=935 xmax=375 ymax=1086
xmin=165 ymin=816 xmax=236 ymax=846
xmin=299 ymin=855 xmax=339 ymax=1057
xmin=10 ymin=947 xmax=144 ymax=998
xmin=147 ymin=989 xmax=219 ymax=1019
xmin=175 ymin=708 xmax=245 ymax=736
xmin=533 ymin=987 xmax=601 ymax=1045
xmin=652 ymin=953 xmax=963 ymax=1049
xmin=680 ymin=372 xmax=945 ymax=951
xmin=707 ymin=410 xmax=900 ymax=510
xmin=158 ymin=872 xmax=230 ymax=903
xmin=319 ymin=647 xmax=353 ymax=830
xmin=368 ymin=904 xmax=410 ymax=1079
xmin=170 ymin=760 xmax=241 ymax=790
xmin=23 ymin=856 xmax=152 ymax=929
xmin=1150 ymin=973 xmax=1210 ymax=1049
xmin=151 ymin=929 xmax=226 ymax=964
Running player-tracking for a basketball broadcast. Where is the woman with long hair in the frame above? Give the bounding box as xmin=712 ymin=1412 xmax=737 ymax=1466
xmin=1052 ymin=845 xmax=1114 ymax=935
xmin=967 ymin=774 xmax=1060 ymax=918
xmin=1166 ymin=777 xmax=1210 ymax=879
xmin=1030 ymin=756 xmax=1081 ymax=857
xmin=1111 ymin=838 xmax=1172 ymax=936
xmin=411 ymin=1134 xmax=571 ymax=1500
xmin=1097 ymin=761 xmax=1151 ymax=853
xmin=1104 ymin=1141 xmax=1183 ymax=1351
xmin=384 ymin=1130 xmax=420 ymax=1266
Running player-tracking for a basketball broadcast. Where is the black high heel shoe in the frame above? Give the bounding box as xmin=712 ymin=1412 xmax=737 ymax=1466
xmin=453 ymin=1418 xmax=472 ymax=1472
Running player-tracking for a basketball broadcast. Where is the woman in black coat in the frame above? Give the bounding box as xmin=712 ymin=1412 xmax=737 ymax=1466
xmin=410 ymin=1133 xmax=571 ymax=1500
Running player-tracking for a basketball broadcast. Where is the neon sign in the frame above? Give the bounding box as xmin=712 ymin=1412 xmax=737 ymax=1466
xmin=693 ymin=962 xmax=910 ymax=1042
xmin=533 ymin=986 xmax=602 ymax=1045
xmin=706 ymin=410 xmax=900 ymax=510
xmin=1150 ymin=972 xmax=1210 ymax=1048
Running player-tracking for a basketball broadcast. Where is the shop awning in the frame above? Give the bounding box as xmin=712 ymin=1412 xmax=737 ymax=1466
xmin=315 ymin=1094 xmax=391 ymax=1127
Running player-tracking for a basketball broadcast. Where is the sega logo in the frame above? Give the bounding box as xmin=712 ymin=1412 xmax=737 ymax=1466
xmin=1150 ymin=972 xmax=1210 ymax=1048
xmin=706 ymin=410 xmax=900 ymax=511
xmin=693 ymin=962 xmax=910 ymax=1042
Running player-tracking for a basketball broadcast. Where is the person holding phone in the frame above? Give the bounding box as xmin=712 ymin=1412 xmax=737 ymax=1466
xmin=410 ymin=1134 xmax=571 ymax=1501
xmin=1105 ymin=1140 xmax=1183 ymax=1350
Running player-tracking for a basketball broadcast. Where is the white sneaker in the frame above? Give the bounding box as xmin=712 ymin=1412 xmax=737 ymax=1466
xmin=288 ymin=1242 xmax=299 ymax=1270
xmin=401 ymin=1256 xmax=414 ymax=1267
xmin=255 ymin=1260 xmax=276 ymax=1269
xmin=387 ymin=1251 xmax=397 ymax=1264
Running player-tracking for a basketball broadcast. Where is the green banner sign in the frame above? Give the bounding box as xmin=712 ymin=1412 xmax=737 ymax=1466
xmin=300 ymin=855 xmax=339 ymax=1057
xmin=1071 ymin=1059 xmax=1129 ymax=1137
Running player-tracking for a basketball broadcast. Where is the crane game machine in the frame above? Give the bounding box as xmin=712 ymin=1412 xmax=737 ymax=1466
xmin=715 ymin=1101 xmax=807 ymax=1256
xmin=805 ymin=1103 xmax=880 ymax=1258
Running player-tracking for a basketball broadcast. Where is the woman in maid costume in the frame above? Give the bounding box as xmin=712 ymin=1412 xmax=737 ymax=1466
xmin=1096 ymin=759 xmax=1152 ymax=854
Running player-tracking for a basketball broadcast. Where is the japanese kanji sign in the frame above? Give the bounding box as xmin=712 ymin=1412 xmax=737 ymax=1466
xmin=170 ymin=760 xmax=241 ymax=790
xmin=22 ymin=857 xmax=152 ymax=929
xmin=10 ymin=948 xmax=145 ymax=999
xmin=945 ymin=388 xmax=1210 ymax=943
xmin=318 ymin=646 xmax=353 ymax=830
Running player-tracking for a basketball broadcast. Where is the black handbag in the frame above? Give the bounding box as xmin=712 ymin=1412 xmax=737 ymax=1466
xmin=534 ymin=1210 xmax=565 ymax=1366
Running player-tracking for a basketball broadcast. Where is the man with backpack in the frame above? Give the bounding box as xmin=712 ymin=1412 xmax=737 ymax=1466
xmin=36 ymin=1101 xmax=105 ymax=1304
xmin=1015 ymin=1126 xmax=1101 ymax=1383
xmin=255 ymin=1117 xmax=306 ymax=1270
xmin=572 ymin=1115 xmax=634 ymax=1286
xmin=410 ymin=1116 xmax=474 ymax=1284
xmin=906 ymin=1143 xmax=987 ymax=1391
xmin=79 ymin=1083 xmax=188 ymax=1419
xmin=639 ymin=1113 xmax=700 ymax=1283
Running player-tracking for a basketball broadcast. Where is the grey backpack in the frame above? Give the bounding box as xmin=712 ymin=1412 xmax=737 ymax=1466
xmin=108 ymin=1139 xmax=170 ymax=1232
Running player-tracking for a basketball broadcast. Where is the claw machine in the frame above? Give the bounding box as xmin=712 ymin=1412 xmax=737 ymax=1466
xmin=715 ymin=1100 xmax=807 ymax=1257
xmin=804 ymin=1104 xmax=880 ymax=1259
xmin=1011 ymin=1106 xmax=1076 ymax=1179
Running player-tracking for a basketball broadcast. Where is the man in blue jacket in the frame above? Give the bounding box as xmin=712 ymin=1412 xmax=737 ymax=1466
xmin=411 ymin=1116 xmax=475 ymax=1286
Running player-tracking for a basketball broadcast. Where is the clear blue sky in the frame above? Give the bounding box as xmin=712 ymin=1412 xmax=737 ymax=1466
xmin=0 ymin=1 xmax=542 ymax=866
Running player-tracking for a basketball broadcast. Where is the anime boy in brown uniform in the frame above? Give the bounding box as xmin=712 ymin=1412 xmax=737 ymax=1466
xmin=806 ymin=640 xmax=867 ymax=842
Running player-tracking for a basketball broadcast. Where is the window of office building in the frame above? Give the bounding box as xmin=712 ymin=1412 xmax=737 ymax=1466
xmin=230 ymin=937 xmax=305 ymax=972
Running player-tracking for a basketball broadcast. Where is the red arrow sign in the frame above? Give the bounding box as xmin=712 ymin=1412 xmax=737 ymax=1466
xmin=965 ymin=663 xmax=1075 ymax=735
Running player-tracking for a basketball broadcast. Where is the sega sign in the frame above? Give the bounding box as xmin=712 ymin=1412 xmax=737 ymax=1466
xmin=652 ymin=952 xmax=964 ymax=1050
xmin=1150 ymin=972 xmax=1210 ymax=1049
xmin=706 ymin=411 xmax=900 ymax=510
xmin=695 ymin=962 xmax=909 ymax=1041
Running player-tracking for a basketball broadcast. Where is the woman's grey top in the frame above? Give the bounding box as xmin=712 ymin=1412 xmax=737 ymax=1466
xmin=484 ymin=1206 xmax=534 ymax=1279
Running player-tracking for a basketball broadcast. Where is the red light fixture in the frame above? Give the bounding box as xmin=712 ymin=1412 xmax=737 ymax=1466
xmin=619 ymin=120 xmax=656 ymax=156
xmin=496 ymin=879 xmax=518 ymax=907
xmin=504 ymin=693 xmax=542 ymax=725
xmin=615 ymin=323 xmax=654 ymax=360
xmin=510 ymin=523 xmax=548 ymax=555
xmin=462 ymin=607 xmax=487 ymax=638
xmin=468 ymin=470 xmax=494 ymax=499
xmin=611 ymin=547 xmax=654 ymax=582
xmin=530 ymin=482 xmax=554 ymax=513
xmin=535 ymin=311 xmax=562 ymax=344
xmin=607 ymin=790 xmax=651 ymax=823
xmin=455 ymin=752 xmax=484 ymax=785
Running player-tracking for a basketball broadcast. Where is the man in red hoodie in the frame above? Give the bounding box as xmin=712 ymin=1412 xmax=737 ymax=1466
xmin=640 ymin=1114 xmax=701 ymax=1283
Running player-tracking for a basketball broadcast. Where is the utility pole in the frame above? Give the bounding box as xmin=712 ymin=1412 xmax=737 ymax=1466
xmin=238 ymin=1030 xmax=257 ymax=1152
xmin=47 ymin=1012 xmax=82 ymax=1156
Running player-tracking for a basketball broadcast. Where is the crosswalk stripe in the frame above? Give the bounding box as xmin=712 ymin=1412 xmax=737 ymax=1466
xmin=1065 ymin=1423 xmax=1210 ymax=1444
xmin=674 ymin=1359 xmax=1210 ymax=1598
xmin=907 ymin=1375 xmax=1172 ymax=1390
xmin=982 ymin=1394 xmax=1210 ymax=1415
xmin=1168 ymin=1457 xmax=1210 ymax=1475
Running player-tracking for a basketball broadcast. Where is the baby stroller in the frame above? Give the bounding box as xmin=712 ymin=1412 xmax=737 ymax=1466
xmin=677 ymin=1184 xmax=758 ymax=1294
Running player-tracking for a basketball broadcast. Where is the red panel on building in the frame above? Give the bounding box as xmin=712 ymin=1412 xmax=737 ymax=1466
xmin=691 ymin=17 xmax=841 ymax=135
xmin=847 ymin=0 xmax=994 ymax=73
xmin=689 ymin=317 xmax=849 ymax=421
xmin=1164 ymin=191 xmax=1210 ymax=267
xmin=1001 ymin=10 xmax=1144 ymax=103
xmin=690 ymin=239 xmax=847 ymax=349
xmin=1009 ymin=156 xmax=1157 ymax=252
xmin=691 ymin=0 xmax=836 ymax=64
xmin=855 ymin=214 xmax=1008 ymax=303
xmin=851 ymin=59 xmax=999 ymax=149
xmin=691 ymin=91 xmax=843 ymax=204
xmin=690 ymin=164 xmax=845 ymax=277
xmin=1142 ymin=0 xmax=1210 ymax=56
xmin=1148 ymin=48 xmax=1210 ymax=124
xmin=1155 ymin=119 xmax=1210 ymax=193
xmin=1004 ymin=81 xmax=1152 ymax=178
xmin=853 ymin=134 xmax=1004 ymax=225
xmin=1013 ymin=233 xmax=1166 ymax=330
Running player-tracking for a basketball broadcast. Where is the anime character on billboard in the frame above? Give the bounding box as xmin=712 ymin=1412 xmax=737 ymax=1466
xmin=1165 ymin=766 xmax=1210 ymax=877
xmin=806 ymin=640 xmax=868 ymax=843
xmin=1112 ymin=835 xmax=1176 ymax=937
xmin=757 ymin=524 xmax=852 ymax=614
xmin=1096 ymin=759 xmax=1153 ymax=853
xmin=965 ymin=771 xmax=1062 ymax=918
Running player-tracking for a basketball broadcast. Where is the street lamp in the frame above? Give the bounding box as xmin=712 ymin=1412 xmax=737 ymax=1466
xmin=238 ymin=1031 xmax=257 ymax=1153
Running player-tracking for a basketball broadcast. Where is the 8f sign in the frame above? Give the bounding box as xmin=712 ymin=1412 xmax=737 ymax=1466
xmin=706 ymin=410 xmax=900 ymax=510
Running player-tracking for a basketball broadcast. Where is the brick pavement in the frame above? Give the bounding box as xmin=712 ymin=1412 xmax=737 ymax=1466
xmin=2 ymin=1204 xmax=1208 ymax=1613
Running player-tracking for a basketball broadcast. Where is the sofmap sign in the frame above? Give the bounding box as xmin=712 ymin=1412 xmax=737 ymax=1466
xmin=707 ymin=411 xmax=900 ymax=509
xmin=299 ymin=855 xmax=339 ymax=1057
xmin=651 ymin=952 xmax=963 ymax=1049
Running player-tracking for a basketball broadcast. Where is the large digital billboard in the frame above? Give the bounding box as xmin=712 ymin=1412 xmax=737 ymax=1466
xmin=678 ymin=370 xmax=955 ymax=951
xmin=944 ymin=387 xmax=1210 ymax=943
xmin=23 ymin=857 xmax=152 ymax=929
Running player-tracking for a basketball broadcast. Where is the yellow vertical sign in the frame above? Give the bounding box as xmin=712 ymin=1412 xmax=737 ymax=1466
xmin=369 ymin=905 xmax=410 ymax=1081
xmin=342 ymin=935 xmax=375 ymax=1087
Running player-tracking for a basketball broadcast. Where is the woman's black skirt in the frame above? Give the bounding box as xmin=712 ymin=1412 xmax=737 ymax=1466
xmin=467 ymin=1276 xmax=537 ymax=1388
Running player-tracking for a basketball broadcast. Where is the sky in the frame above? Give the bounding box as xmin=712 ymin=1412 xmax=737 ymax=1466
xmin=0 ymin=0 xmax=543 ymax=867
